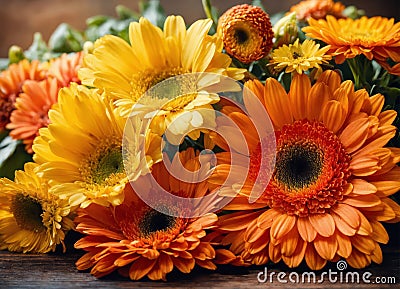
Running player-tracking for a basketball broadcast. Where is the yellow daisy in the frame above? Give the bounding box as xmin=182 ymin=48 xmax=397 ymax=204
xmin=270 ymin=39 xmax=332 ymax=74
xmin=0 ymin=162 xmax=75 ymax=253
xmin=78 ymin=16 xmax=245 ymax=117
xmin=32 ymin=83 xmax=161 ymax=208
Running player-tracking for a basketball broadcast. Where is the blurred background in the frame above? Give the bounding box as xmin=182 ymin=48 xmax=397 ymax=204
xmin=0 ymin=0 xmax=399 ymax=57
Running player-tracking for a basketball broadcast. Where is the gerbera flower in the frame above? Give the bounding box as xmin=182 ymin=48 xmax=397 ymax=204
xmin=74 ymin=149 xmax=219 ymax=281
xmin=0 ymin=59 xmax=47 ymax=130
xmin=0 ymin=162 xmax=75 ymax=253
xmin=79 ymin=16 xmax=245 ymax=117
xmin=217 ymin=4 xmax=274 ymax=63
xmin=6 ymin=78 xmax=60 ymax=153
xmin=290 ymin=0 xmax=345 ymax=21
xmin=32 ymin=83 xmax=161 ymax=208
xmin=303 ymin=16 xmax=400 ymax=74
xmin=210 ymin=70 xmax=400 ymax=269
xmin=47 ymin=52 xmax=83 ymax=86
xmin=269 ymin=39 xmax=332 ymax=74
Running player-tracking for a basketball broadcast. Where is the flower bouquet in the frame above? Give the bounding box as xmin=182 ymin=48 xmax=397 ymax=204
xmin=0 ymin=0 xmax=399 ymax=283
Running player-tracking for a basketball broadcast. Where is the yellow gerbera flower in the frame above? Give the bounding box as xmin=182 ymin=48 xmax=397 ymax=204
xmin=210 ymin=71 xmax=400 ymax=270
xmin=270 ymin=39 xmax=332 ymax=74
xmin=79 ymin=16 xmax=245 ymax=117
xmin=0 ymin=162 xmax=75 ymax=253
xmin=32 ymin=83 xmax=161 ymax=208
xmin=303 ymin=16 xmax=400 ymax=74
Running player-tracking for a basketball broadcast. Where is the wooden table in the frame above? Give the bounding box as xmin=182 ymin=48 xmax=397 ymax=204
xmin=0 ymin=232 xmax=399 ymax=289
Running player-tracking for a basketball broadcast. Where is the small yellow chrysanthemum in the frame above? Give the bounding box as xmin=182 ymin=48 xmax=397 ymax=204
xmin=32 ymin=83 xmax=161 ymax=208
xmin=270 ymin=39 xmax=331 ymax=74
xmin=79 ymin=16 xmax=245 ymax=117
xmin=0 ymin=162 xmax=75 ymax=253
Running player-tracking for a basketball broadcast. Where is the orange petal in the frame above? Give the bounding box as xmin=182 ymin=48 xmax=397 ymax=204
xmin=307 ymin=82 xmax=330 ymax=121
xmin=270 ymin=214 xmax=297 ymax=241
xmin=322 ymin=100 xmax=347 ymax=133
xmin=336 ymin=232 xmax=352 ymax=258
xmin=257 ymin=208 xmax=281 ymax=230
xmin=297 ymin=217 xmax=317 ymax=242
xmin=350 ymin=179 xmax=377 ymax=195
xmin=346 ymin=249 xmax=370 ymax=269
xmin=264 ymin=78 xmax=293 ymax=129
xmin=331 ymin=203 xmax=361 ymax=229
xmin=280 ymin=226 xmax=299 ymax=257
xmin=313 ymin=235 xmax=337 ymax=260
xmin=351 ymin=235 xmax=376 ymax=254
xmin=370 ymin=221 xmax=389 ymax=244
xmin=308 ymin=213 xmax=335 ymax=237
xmin=282 ymin=238 xmax=307 ymax=268
xmin=342 ymin=194 xmax=381 ymax=208
xmin=317 ymin=70 xmax=342 ymax=92
xmin=289 ymin=73 xmax=311 ymax=120
xmin=305 ymin=244 xmax=327 ymax=270
xmin=129 ymin=257 xmax=156 ymax=280
xmin=339 ymin=117 xmax=369 ymax=153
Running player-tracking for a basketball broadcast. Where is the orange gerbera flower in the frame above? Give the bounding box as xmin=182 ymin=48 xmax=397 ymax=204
xmin=74 ymin=149 xmax=220 ymax=281
xmin=210 ymin=70 xmax=400 ymax=270
xmin=0 ymin=59 xmax=46 ymax=130
xmin=47 ymin=52 xmax=83 ymax=86
xmin=6 ymin=78 xmax=60 ymax=153
xmin=290 ymin=0 xmax=345 ymax=21
xmin=303 ymin=16 xmax=400 ymax=74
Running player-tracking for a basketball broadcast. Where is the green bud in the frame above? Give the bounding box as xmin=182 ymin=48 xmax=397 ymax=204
xmin=273 ymin=12 xmax=298 ymax=48
xmin=8 ymin=45 xmax=25 ymax=64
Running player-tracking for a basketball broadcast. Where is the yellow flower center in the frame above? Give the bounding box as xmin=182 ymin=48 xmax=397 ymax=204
xmin=11 ymin=193 xmax=45 ymax=232
xmin=79 ymin=138 xmax=125 ymax=186
xmin=161 ymin=93 xmax=197 ymax=112
xmin=130 ymin=67 xmax=187 ymax=103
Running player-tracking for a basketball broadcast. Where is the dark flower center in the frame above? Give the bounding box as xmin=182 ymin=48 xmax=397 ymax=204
xmin=11 ymin=193 xmax=45 ymax=232
xmin=275 ymin=144 xmax=323 ymax=190
xmin=234 ymin=29 xmax=249 ymax=44
xmin=139 ymin=209 xmax=176 ymax=237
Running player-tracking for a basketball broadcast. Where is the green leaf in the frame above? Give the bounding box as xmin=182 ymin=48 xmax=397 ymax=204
xmin=0 ymin=58 xmax=9 ymax=71
xmin=24 ymin=32 xmax=50 ymax=61
xmin=86 ymin=15 xmax=110 ymax=27
xmin=251 ymin=0 xmax=266 ymax=11
xmin=116 ymin=5 xmax=140 ymax=20
xmin=0 ymin=142 xmax=32 ymax=180
xmin=48 ymin=23 xmax=84 ymax=53
xmin=139 ymin=0 xmax=166 ymax=27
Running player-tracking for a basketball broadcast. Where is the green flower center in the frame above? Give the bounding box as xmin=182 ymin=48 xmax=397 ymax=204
xmin=91 ymin=148 xmax=124 ymax=184
xmin=11 ymin=193 xmax=45 ymax=232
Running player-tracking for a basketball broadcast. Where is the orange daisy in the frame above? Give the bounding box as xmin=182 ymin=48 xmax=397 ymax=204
xmin=47 ymin=52 xmax=83 ymax=86
xmin=6 ymin=78 xmax=60 ymax=153
xmin=74 ymin=149 xmax=220 ymax=281
xmin=303 ymin=16 xmax=400 ymax=74
xmin=289 ymin=0 xmax=345 ymax=21
xmin=210 ymin=70 xmax=400 ymax=270
xmin=0 ymin=59 xmax=46 ymax=130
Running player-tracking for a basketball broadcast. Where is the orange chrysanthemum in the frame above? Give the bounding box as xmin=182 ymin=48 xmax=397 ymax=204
xmin=303 ymin=16 xmax=400 ymax=75
xmin=47 ymin=52 xmax=83 ymax=86
xmin=290 ymin=0 xmax=345 ymax=21
xmin=218 ymin=4 xmax=274 ymax=63
xmin=210 ymin=70 xmax=400 ymax=270
xmin=74 ymin=149 xmax=220 ymax=281
xmin=0 ymin=59 xmax=46 ymax=130
xmin=6 ymin=78 xmax=60 ymax=153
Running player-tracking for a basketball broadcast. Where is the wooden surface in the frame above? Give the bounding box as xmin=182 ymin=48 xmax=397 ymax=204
xmin=0 ymin=232 xmax=399 ymax=289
